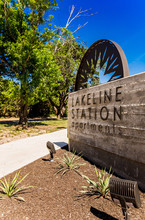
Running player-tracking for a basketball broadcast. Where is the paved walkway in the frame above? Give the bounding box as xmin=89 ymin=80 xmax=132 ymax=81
xmin=0 ymin=129 xmax=68 ymax=178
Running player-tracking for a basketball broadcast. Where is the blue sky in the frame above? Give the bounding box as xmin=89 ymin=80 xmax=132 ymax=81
xmin=50 ymin=0 xmax=145 ymax=76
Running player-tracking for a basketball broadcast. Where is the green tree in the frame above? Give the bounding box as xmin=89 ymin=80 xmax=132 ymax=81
xmin=35 ymin=6 xmax=90 ymax=118
xmin=47 ymin=5 xmax=95 ymax=118
xmin=33 ymin=29 xmax=85 ymax=118
xmin=50 ymin=36 xmax=85 ymax=118
xmin=0 ymin=77 xmax=19 ymax=116
xmin=0 ymin=0 xmax=59 ymax=125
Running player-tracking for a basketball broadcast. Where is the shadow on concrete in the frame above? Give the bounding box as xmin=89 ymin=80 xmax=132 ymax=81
xmin=90 ymin=207 xmax=118 ymax=220
xmin=53 ymin=142 xmax=68 ymax=148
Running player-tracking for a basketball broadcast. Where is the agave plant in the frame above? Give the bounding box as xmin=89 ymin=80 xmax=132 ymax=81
xmin=55 ymin=151 xmax=85 ymax=176
xmin=81 ymin=167 xmax=112 ymax=198
xmin=0 ymin=171 xmax=34 ymax=201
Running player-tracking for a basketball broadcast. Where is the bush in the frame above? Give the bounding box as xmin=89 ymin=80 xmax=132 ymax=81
xmin=81 ymin=167 xmax=112 ymax=198
xmin=0 ymin=171 xmax=34 ymax=201
xmin=55 ymin=151 xmax=85 ymax=176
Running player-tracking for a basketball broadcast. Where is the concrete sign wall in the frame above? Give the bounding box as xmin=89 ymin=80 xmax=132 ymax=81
xmin=68 ymin=72 xmax=145 ymax=190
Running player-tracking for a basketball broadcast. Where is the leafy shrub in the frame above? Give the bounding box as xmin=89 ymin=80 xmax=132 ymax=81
xmin=0 ymin=171 xmax=34 ymax=201
xmin=81 ymin=167 xmax=112 ymax=198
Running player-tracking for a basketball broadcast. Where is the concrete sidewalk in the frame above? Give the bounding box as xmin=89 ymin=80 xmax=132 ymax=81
xmin=0 ymin=129 xmax=68 ymax=178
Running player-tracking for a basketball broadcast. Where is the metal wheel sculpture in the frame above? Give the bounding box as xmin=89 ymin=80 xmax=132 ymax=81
xmin=75 ymin=39 xmax=129 ymax=91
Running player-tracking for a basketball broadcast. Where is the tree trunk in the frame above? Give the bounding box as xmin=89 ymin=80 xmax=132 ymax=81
xmin=19 ymin=102 xmax=28 ymax=127
xmin=49 ymin=96 xmax=67 ymax=119
xmin=19 ymin=77 xmax=28 ymax=127
xmin=56 ymin=108 xmax=61 ymax=119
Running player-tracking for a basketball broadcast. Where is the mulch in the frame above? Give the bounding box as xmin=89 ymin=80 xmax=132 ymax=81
xmin=0 ymin=148 xmax=145 ymax=220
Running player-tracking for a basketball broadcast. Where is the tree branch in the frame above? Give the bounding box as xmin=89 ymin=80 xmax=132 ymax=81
xmin=72 ymin=22 xmax=88 ymax=34
xmin=0 ymin=57 xmax=17 ymax=76
xmin=54 ymin=5 xmax=97 ymax=54
xmin=66 ymin=5 xmax=97 ymax=28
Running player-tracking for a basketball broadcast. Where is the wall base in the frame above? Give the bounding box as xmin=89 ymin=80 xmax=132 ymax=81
xmin=69 ymin=139 xmax=145 ymax=191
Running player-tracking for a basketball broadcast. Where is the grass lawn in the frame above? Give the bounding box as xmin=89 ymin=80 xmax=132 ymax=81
xmin=0 ymin=118 xmax=67 ymax=145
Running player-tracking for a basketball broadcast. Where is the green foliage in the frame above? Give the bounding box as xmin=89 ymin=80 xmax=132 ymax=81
xmin=0 ymin=1 xmax=88 ymax=120
xmin=37 ymin=31 xmax=86 ymax=118
xmin=55 ymin=151 xmax=85 ymax=176
xmin=0 ymin=0 xmax=60 ymax=124
xmin=0 ymin=77 xmax=19 ymax=116
xmin=0 ymin=171 xmax=34 ymax=201
xmin=81 ymin=167 xmax=112 ymax=198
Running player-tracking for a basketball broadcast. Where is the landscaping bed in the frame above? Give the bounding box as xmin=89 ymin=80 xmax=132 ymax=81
xmin=0 ymin=148 xmax=145 ymax=220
